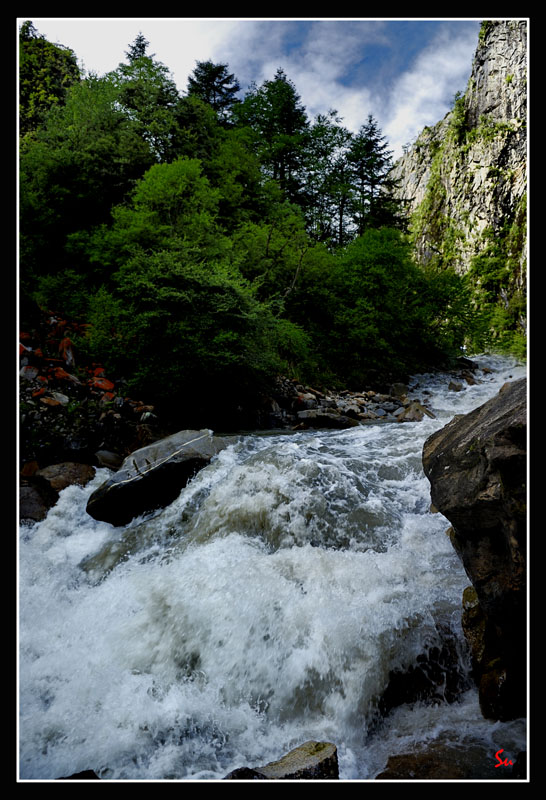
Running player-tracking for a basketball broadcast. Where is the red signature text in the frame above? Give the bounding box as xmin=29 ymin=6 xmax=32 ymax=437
xmin=495 ymin=749 xmax=513 ymax=768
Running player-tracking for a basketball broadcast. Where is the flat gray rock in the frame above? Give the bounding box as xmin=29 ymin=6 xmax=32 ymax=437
xmin=86 ymin=429 xmax=228 ymax=526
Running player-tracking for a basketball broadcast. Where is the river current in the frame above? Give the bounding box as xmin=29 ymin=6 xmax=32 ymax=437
xmin=18 ymin=355 xmax=527 ymax=781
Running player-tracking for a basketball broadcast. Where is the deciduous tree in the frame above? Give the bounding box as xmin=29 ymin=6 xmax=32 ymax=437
xmin=19 ymin=20 xmax=80 ymax=136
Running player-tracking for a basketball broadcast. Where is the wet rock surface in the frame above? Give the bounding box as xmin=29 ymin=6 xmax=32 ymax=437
xmin=375 ymin=742 xmax=525 ymax=780
xmin=86 ymin=429 xmax=229 ymax=526
xmin=422 ymin=377 xmax=526 ymax=721
xmin=224 ymin=741 xmax=339 ymax=780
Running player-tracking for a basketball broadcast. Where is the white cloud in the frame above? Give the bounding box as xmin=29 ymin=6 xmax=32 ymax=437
xmin=382 ymin=24 xmax=479 ymax=158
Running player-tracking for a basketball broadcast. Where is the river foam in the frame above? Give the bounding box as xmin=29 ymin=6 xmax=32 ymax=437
xmin=19 ymin=354 xmax=527 ymax=780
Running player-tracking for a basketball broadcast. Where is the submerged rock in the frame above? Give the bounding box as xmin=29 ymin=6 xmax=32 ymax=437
xmin=224 ymin=741 xmax=339 ymax=780
xmin=58 ymin=770 xmax=100 ymax=780
xmin=295 ymin=409 xmax=359 ymax=429
xmin=422 ymin=377 xmax=526 ymax=721
xmin=86 ymin=429 xmax=229 ymax=526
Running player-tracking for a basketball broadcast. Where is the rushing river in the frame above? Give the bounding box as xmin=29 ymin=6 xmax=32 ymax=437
xmin=18 ymin=355 xmax=527 ymax=781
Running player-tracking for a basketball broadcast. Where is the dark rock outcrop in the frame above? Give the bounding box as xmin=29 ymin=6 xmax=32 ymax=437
xmin=224 ymin=741 xmax=339 ymax=780
xmin=86 ymin=429 xmax=229 ymax=526
xmin=58 ymin=770 xmax=101 ymax=780
xmin=375 ymin=742 xmax=524 ymax=780
xmin=422 ymin=377 xmax=526 ymax=720
xmin=19 ymin=462 xmax=96 ymax=523
xmin=377 ymin=620 xmax=472 ymax=718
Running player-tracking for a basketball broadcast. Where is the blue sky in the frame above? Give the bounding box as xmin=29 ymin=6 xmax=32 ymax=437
xmin=20 ymin=17 xmax=487 ymax=159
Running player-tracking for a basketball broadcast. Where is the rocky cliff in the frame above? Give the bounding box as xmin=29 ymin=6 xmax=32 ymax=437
xmin=390 ymin=20 xmax=527 ymax=346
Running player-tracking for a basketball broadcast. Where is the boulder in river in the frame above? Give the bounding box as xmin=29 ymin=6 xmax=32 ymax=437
xmin=86 ymin=429 xmax=229 ymax=526
xmin=224 ymin=741 xmax=339 ymax=780
xmin=422 ymin=377 xmax=527 ymax=721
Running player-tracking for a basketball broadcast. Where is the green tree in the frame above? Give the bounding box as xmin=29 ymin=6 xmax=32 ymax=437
xmin=233 ymin=68 xmax=309 ymax=204
xmin=73 ymin=156 xmax=226 ymax=274
xmin=19 ymin=72 xmax=154 ymax=306
xmin=86 ymin=250 xmax=297 ymax=425
xmin=232 ymin=198 xmax=311 ymax=304
xmin=305 ymin=229 xmax=470 ymax=387
xmin=347 ymin=115 xmax=404 ymax=236
xmin=187 ymin=60 xmax=241 ymax=124
xmin=110 ymin=33 xmax=181 ymax=162
xmin=303 ymin=110 xmax=353 ymax=246
xmin=19 ymin=20 xmax=81 ymax=137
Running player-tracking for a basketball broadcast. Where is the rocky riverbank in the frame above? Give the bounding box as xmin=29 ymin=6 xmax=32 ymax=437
xmin=19 ymin=309 xmax=492 ymax=525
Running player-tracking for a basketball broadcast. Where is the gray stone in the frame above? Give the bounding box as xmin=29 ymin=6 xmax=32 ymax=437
xmin=259 ymin=741 xmax=339 ymax=780
xmin=86 ymin=429 xmax=228 ymax=526
xmin=224 ymin=741 xmax=339 ymax=780
xmin=19 ymin=483 xmax=54 ymax=522
xmin=95 ymin=450 xmax=124 ymax=470
xmin=397 ymin=401 xmax=436 ymax=422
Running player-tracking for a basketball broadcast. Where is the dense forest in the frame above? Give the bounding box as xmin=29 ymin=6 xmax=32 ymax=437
xmin=18 ymin=22 xmax=520 ymax=427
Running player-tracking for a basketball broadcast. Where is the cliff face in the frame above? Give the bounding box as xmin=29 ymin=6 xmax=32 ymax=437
xmin=390 ymin=21 xmax=527 ymax=296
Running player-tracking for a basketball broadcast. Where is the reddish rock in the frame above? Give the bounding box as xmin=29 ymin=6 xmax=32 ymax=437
xmin=40 ymin=396 xmax=62 ymax=407
xmin=53 ymin=366 xmax=81 ymax=384
xmin=20 ymin=461 xmax=40 ymax=477
xmin=92 ymin=377 xmax=115 ymax=391
xmin=32 ymin=388 xmax=46 ymax=398
xmin=36 ymin=462 xmax=95 ymax=492
xmin=58 ymin=336 xmax=75 ymax=366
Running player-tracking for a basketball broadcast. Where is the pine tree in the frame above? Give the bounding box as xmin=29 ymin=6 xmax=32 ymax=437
xmin=125 ymin=32 xmax=149 ymax=62
xmin=111 ymin=35 xmax=180 ymax=162
xmin=346 ymin=114 xmax=404 ymax=236
xmin=187 ymin=60 xmax=241 ymax=124
xmin=303 ymin=111 xmax=353 ymax=246
xmin=233 ymin=68 xmax=309 ymax=204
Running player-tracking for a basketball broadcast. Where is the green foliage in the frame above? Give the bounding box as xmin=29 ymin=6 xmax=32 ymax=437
xmin=346 ymin=115 xmax=404 ymax=236
xmin=86 ymin=251 xmax=297 ymax=418
xmin=303 ymin=110 xmax=354 ymax=246
xmin=448 ymin=92 xmax=468 ymax=146
xmin=233 ymin=68 xmax=309 ymax=204
xmin=464 ymin=207 xmax=527 ymax=359
xmin=109 ymin=34 xmax=181 ymax=162
xmin=20 ymin=71 xmax=155 ymax=294
xmin=20 ymin=30 xmax=524 ymax=425
xmin=187 ymin=60 xmax=241 ymax=124
xmin=19 ymin=21 xmax=81 ymax=136
xmin=285 ymin=229 xmax=472 ymax=388
xmin=72 ymin=156 xmax=226 ymax=275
